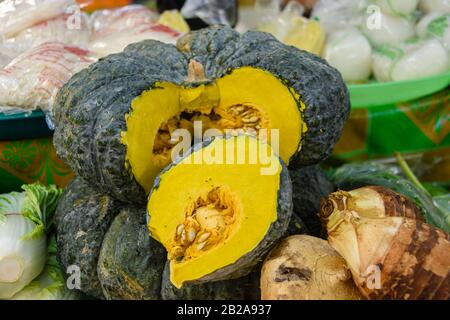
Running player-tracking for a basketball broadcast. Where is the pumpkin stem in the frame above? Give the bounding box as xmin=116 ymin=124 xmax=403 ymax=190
xmin=187 ymin=59 xmax=207 ymax=82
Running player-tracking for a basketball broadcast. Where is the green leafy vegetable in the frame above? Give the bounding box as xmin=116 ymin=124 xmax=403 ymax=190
xmin=0 ymin=183 xmax=63 ymax=299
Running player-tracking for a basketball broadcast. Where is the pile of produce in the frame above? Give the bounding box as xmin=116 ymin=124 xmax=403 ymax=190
xmin=313 ymin=0 xmax=450 ymax=83
xmin=0 ymin=1 xmax=448 ymax=302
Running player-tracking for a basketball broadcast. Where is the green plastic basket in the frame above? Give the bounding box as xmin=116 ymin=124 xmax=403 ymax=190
xmin=0 ymin=110 xmax=52 ymax=140
xmin=348 ymin=71 xmax=450 ymax=108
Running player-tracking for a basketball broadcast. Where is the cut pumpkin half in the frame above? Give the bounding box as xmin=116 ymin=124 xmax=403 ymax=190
xmin=122 ymin=62 xmax=305 ymax=193
xmin=147 ymin=135 xmax=293 ymax=288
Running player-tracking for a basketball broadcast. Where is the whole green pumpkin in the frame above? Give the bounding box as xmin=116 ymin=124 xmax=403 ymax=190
xmin=54 ymin=25 xmax=349 ymax=203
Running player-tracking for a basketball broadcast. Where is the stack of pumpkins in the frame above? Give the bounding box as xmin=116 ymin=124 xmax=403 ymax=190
xmin=53 ymin=25 xmax=350 ymax=299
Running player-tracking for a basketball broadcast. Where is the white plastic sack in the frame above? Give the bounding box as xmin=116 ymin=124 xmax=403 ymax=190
xmin=0 ymin=42 xmax=97 ymax=111
xmin=0 ymin=0 xmax=76 ymax=38
xmin=89 ymin=23 xmax=181 ymax=58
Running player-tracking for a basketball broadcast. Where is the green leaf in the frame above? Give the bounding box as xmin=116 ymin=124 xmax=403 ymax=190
xmin=0 ymin=191 xmax=26 ymax=224
xmin=21 ymin=183 xmax=62 ymax=239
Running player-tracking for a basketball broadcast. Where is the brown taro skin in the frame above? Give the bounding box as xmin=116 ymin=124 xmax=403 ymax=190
xmin=260 ymin=235 xmax=363 ymax=300
xmin=360 ymin=218 xmax=450 ymax=300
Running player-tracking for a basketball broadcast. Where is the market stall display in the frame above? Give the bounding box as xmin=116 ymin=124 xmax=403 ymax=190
xmin=0 ymin=0 xmax=448 ymax=302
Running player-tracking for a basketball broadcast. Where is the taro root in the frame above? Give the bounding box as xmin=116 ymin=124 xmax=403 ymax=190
xmin=320 ymin=187 xmax=450 ymax=300
xmin=260 ymin=235 xmax=363 ymax=300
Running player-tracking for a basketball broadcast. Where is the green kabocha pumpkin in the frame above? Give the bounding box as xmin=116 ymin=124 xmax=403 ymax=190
xmin=161 ymin=263 xmax=260 ymax=300
xmin=54 ymin=25 xmax=350 ymax=204
xmin=147 ymin=135 xmax=292 ymax=288
xmin=55 ymin=177 xmax=166 ymax=300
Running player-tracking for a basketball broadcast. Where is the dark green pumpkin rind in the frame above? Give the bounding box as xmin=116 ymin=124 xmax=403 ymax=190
xmin=161 ymin=263 xmax=260 ymax=300
xmin=176 ymin=26 xmax=350 ymax=167
xmin=285 ymin=212 xmax=309 ymax=236
xmin=55 ymin=177 xmax=120 ymax=299
xmin=148 ymin=135 xmax=293 ymax=284
xmin=98 ymin=207 xmax=166 ymax=300
xmin=53 ymin=41 xmax=189 ymax=204
xmin=290 ymin=165 xmax=335 ymax=236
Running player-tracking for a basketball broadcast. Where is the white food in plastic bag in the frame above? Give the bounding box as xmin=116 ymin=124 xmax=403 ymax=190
xmin=362 ymin=11 xmax=416 ymax=46
xmin=311 ymin=0 xmax=369 ymax=34
xmin=374 ymin=0 xmax=419 ymax=16
xmin=0 ymin=0 xmax=76 ymax=38
xmin=3 ymin=13 xmax=91 ymax=54
xmin=0 ymin=42 xmax=97 ymax=111
xmin=90 ymin=4 xmax=158 ymax=38
xmin=417 ymin=13 xmax=450 ymax=49
xmin=391 ymin=39 xmax=449 ymax=81
xmin=372 ymin=43 xmax=414 ymax=82
xmin=417 ymin=13 xmax=442 ymax=37
xmin=324 ymin=28 xmax=373 ymax=82
xmin=89 ymin=23 xmax=181 ymax=58
xmin=0 ymin=44 xmax=20 ymax=68
xmin=419 ymin=0 xmax=450 ymax=13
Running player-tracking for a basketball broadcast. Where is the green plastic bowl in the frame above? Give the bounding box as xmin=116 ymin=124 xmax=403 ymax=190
xmin=348 ymin=71 xmax=450 ymax=108
xmin=0 ymin=110 xmax=52 ymax=140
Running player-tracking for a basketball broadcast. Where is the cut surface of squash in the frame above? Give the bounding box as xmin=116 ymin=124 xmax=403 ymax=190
xmin=147 ymin=135 xmax=283 ymax=288
xmin=122 ymin=66 xmax=305 ymax=193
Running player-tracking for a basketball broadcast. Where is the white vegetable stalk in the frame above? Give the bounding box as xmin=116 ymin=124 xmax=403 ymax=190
xmin=0 ymin=183 xmax=62 ymax=299
xmin=10 ymin=237 xmax=79 ymax=300
xmin=0 ymin=214 xmax=47 ymax=299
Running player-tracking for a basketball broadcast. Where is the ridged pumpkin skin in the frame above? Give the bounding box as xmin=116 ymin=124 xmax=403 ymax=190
xmin=55 ymin=177 xmax=166 ymax=300
xmin=98 ymin=208 xmax=166 ymax=300
xmin=55 ymin=177 xmax=120 ymax=299
xmin=54 ymin=26 xmax=349 ymax=203
xmin=161 ymin=263 xmax=260 ymax=300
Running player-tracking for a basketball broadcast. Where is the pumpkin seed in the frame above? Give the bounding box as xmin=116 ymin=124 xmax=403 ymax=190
xmin=176 ymin=224 xmax=185 ymax=236
xmin=187 ymin=228 xmax=197 ymax=242
xmin=196 ymin=241 xmax=207 ymax=251
xmin=197 ymin=232 xmax=211 ymax=243
xmin=180 ymin=230 xmax=188 ymax=245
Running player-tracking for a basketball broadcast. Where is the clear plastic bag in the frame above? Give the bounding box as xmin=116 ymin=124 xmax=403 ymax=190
xmin=0 ymin=0 xmax=76 ymax=38
xmin=90 ymin=4 xmax=158 ymax=38
xmin=257 ymin=1 xmax=325 ymax=55
xmin=311 ymin=0 xmax=369 ymax=34
xmin=2 ymin=13 xmax=92 ymax=53
xmin=181 ymin=0 xmax=237 ymax=26
xmin=89 ymin=23 xmax=181 ymax=58
xmin=372 ymin=38 xmax=449 ymax=82
xmin=0 ymin=42 xmax=97 ymax=111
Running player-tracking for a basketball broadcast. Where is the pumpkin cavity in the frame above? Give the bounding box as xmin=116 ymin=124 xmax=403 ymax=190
xmin=168 ymin=186 xmax=240 ymax=263
xmin=152 ymin=104 xmax=270 ymax=168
